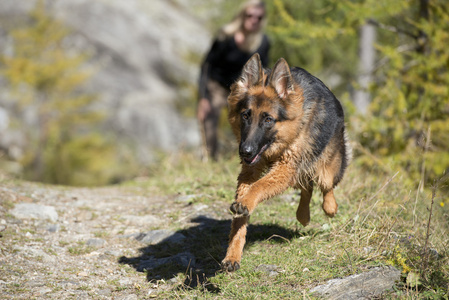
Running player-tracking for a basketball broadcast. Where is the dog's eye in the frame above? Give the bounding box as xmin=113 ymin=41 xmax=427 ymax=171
xmin=241 ymin=111 xmax=250 ymax=120
xmin=265 ymin=116 xmax=275 ymax=124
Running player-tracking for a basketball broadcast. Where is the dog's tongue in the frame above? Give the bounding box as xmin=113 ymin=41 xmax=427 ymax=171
xmin=249 ymin=154 xmax=260 ymax=164
xmin=245 ymin=144 xmax=268 ymax=165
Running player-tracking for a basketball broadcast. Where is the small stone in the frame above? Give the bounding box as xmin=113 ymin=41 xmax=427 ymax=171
xmin=97 ymin=288 xmax=112 ymax=296
xmin=121 ymin=215 xmax=162 ymax=226
xmin=255 ymin=264 xmax=283 ymax=277
xmin=58 ymin=280 xmax=80 ymax=287
xmin=193 ymin=203 xmax=208 ymax=211
xmin=115 ymin=295 xmax=138 ymax=300
xmin=37 ymin=287 xmax=52 ymax=295
xmin=363 ymin=246 xmax=374 ymax=255
xmin=117 ymin=232 xmax=141 ymax=239
xmin=321 ymin=223 xmax=331 ymax=231
xmin=104 ymin=250 xmax=122 ymax=257
xmin=136 ymin=252 xmax=195 ymax=272
xmin=135 ymin=229 xmax=185 ymax=245
xmin=10 ymin=203 xmax=58 ymax=222
xmin=86 ymin=238 xmax=106 ymax=247
xmin=46 ymin=224 xmax=60 ymax=233
xmin=176 ymin=194 xmax=200 ymax=203
xmin=170 ymin=252 xmax=195 ymax=268
xmin=25 ymin=280 xmax=45 ymax=287
xmin=77 ymin=271 xmax=89 ymax=277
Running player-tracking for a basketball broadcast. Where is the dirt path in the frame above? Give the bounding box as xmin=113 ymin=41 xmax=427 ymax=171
xmin=0 ymin=182 xmax=229 ymax=299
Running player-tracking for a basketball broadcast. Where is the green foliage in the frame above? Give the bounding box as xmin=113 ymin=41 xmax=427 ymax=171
xmin=266 ymin=0 xmax=359 ymax=95
xmin=41 ymin=133 xmax=117 ymax=186
xmin=357 ymin=0 xmax=449 ymax=186
xmin=269 ymin=0 xmax=449 ymax=189
xmin=0 ymin=1 xmax=118 ymax=186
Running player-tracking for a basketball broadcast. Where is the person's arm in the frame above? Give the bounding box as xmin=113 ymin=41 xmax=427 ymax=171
xmin=198 ymin=38 xmax=228 ymax=121
xmin=198 ymin=38 xmax=227 ymax=99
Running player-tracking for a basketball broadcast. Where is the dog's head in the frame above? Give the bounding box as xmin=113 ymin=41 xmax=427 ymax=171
xmin=228 ymin=54 xmax=303 ymax=165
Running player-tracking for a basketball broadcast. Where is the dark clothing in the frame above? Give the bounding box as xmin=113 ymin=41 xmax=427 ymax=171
xmin=199 ymin=34 xmax=270 ymax=98
xmin=201 ymin=79 xmax=229 ymax=160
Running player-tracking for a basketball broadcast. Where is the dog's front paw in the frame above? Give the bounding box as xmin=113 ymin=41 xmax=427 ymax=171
xmin=230 ymin=202 xmax=249 ymax=216
xmin=222 ymin=260 xmax=240 ymax=272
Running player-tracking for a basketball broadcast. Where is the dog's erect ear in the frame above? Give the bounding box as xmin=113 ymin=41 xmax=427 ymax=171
xmin=269 ymin=58 xmax=294 ymax=99
xmin=237 ymin=53 xmax=263 ymax=90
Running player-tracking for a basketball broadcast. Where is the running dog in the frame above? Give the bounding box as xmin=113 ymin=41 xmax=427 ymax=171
xmin=222 ymin=53 xmax=351 ymax=272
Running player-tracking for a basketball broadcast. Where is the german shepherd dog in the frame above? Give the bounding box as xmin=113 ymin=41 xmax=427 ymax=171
xmin=222 ymin=54 xmax=351 ymax=272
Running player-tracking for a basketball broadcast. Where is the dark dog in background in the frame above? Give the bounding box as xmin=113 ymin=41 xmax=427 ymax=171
xmin=222 ymin=53 xmax=351 ymax=271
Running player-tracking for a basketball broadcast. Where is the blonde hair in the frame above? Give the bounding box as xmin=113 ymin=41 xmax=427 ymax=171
xmin=219 ymin=0 xmax=267 ymax=53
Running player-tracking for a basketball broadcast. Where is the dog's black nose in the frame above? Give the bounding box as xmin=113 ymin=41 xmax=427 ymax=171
xmin=240 ymin=144 xmax=254 ymax=158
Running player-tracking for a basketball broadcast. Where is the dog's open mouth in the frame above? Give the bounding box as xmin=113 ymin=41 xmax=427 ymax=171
xmin=243 ymin=144 xmax=269 ymax=165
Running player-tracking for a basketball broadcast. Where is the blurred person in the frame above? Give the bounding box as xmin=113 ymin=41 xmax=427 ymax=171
xmin=197 ymin=0 xmax=270 ymax=160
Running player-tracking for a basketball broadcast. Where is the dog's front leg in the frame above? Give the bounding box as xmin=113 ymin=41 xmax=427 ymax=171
xmin=222 ymin=162 xmax=296 ymax=271
xmin=230 ymin=164 xmax=264 ymax=217
xmin=222 ymin=165 xmax=262 ymax=271
xmin=232 ymin=161 xmax=296 ymax=215
xmin=222 ymin=215 xmax=249 ymax=271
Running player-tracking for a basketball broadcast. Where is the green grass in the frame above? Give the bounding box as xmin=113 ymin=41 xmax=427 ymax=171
xmin=67 ymin=241 xmax=95 ymax=256
xmin=123 ymin=152 xmax=449 ymax=299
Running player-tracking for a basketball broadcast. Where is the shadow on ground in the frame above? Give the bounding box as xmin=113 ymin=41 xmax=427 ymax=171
xmin=119 ymin=215 xmax=311 ymax=290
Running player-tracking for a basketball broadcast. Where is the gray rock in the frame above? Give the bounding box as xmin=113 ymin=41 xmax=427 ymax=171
xmin=117 ymin=232 xmax=142 ymax=240
xmin=176 ymin=194 xmax=202 ymax=203
xmin=14 ymin=246 xmax=56 ymax=263
xmin=10 ymin=203 xmax=58 ymax=222
xmin=137 ymin=251 xmax=195 ymax=272
xmin=104 ymin=250 xmax=122 ymax=257
xmin=115 ymin=294 xmax=138 ymax=300
xmin=97 ymin=288 xmax=112 ymax=296
xmin=135 ymin=229 xmax=186 ymax=245
xmin=168 ymin=252 xmax=196 ymax=268
xmin=255 ymin=264 xmax=284 ymax=277
xmin=58 ymin=280 xmax=81 ymax=288
xmin=121 ymin=215 xmax=162 ymax=227
xmin=36 ymin=287 xmax=53 ymax=296
xmin=46 ymin=224 xmax=60 ymax=233
xmin=24 ymin=280 xmax=46 ymax=287
xmin=0 ymin=0 xmax=209 ymax=163
xmin=309 ymin=266 xmax=401 ymax=299
xmin=86 ymin=238 xmax=106 ymax=247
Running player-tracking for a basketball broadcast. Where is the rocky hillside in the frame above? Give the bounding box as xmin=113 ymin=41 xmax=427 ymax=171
xmin=0 ymin=0 xmax=212 ymax=163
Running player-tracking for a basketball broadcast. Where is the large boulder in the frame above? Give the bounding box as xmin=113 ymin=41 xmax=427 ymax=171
xmin=0 ymin=0 xmax=212 ymax=163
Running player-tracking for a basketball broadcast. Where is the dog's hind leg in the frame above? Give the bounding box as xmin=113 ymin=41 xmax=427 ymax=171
xmin=316 ymin=141 xmax=344 ymax=217
xmin=322 ymin=189 xmax=338 ymax=217
xmin=296 ymin=182 xmax=313 ymax=226
xmin=222 ymin=215 xmax=249 ymax=272
xmin=318 ymin=172 xmax=338 ymax=217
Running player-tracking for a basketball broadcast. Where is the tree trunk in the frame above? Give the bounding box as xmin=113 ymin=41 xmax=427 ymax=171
xmin=353 ymin=21 xmax=376 ymax=114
